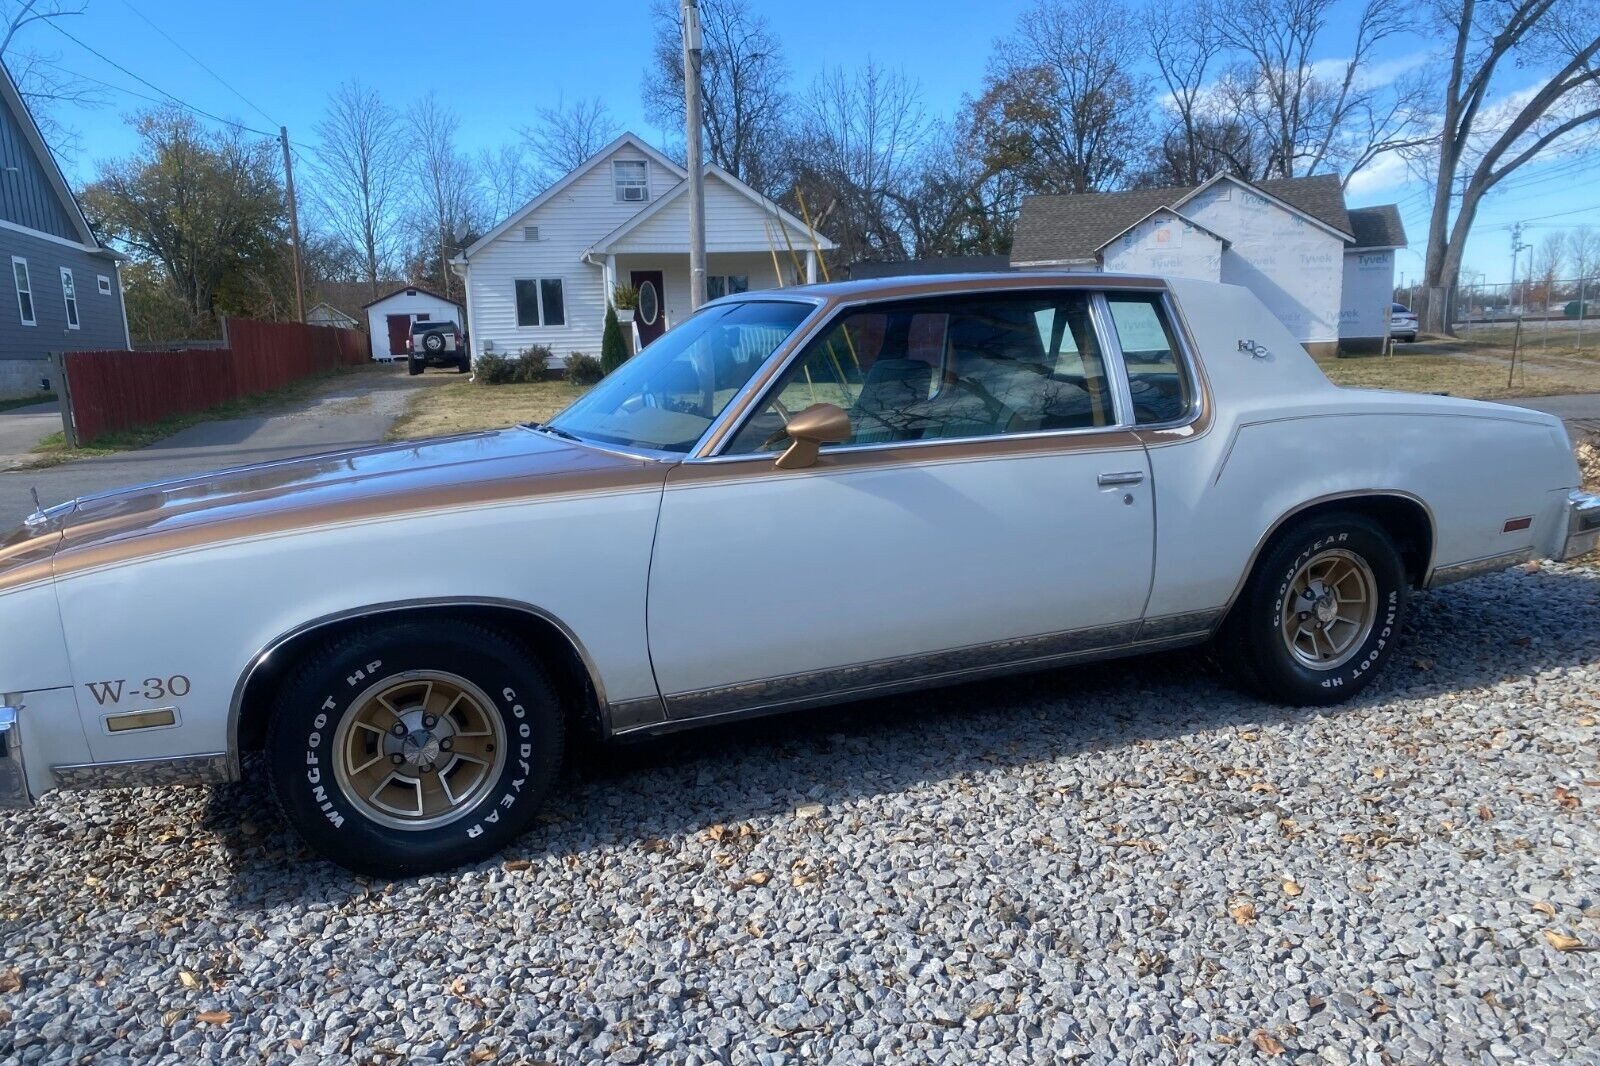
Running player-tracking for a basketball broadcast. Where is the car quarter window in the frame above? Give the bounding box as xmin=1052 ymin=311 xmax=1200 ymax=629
xmin=1103 ymin=293 xmax=1192 ymax=425
xmin=725 ymin=290 xmax=1115 ymax=454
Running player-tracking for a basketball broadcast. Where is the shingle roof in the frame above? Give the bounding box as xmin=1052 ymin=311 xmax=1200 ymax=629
xmin=1011 ymin=173 xmax=1361 ymax=265
xmin=1347 ymin=204 xmax=1407 ymax=249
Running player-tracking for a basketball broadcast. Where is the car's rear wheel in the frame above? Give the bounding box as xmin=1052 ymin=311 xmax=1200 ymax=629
xmin=266 ymin=621 xmax=563 ymax=876
xmin=407 ymin=357 xmax=423 ymax=376
xmin=456 ymin=354 xmax=470 ymax=374
xmin=1218 ymin=512 xmax=1407 ymax=705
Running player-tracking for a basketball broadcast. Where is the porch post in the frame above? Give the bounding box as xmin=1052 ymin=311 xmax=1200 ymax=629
xmin=805 ymin=249 xmax=818 ymax=285
xmin=603 ymin=254 xmax=617 ymax=306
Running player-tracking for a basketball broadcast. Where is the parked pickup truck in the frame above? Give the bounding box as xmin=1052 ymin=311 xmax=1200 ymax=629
xmin=2 ymin=272 xmax=1596 ymax=875
xmin=408 ymin=320 xmax=469 ymax=374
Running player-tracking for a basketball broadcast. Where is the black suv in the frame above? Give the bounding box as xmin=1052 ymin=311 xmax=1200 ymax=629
xmin=408 ymin=320 xmax=469 ymax=375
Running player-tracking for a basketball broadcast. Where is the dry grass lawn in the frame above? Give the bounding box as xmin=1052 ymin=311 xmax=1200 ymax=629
xmin=387 ymin=378 xmax=590 ymax=441
xmin=1314 ymin=352 xmax=1599 ymax=399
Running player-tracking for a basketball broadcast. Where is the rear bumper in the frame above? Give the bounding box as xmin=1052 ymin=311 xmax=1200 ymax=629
xmin=0 ymin=705 xmax=32 ymax=808
xmin=1559 ymin=490 xmax=1600 ymax=561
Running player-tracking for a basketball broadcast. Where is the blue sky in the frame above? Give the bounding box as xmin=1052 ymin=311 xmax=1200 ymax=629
xmin=29 ymin=0 xmax=1600 ymax=284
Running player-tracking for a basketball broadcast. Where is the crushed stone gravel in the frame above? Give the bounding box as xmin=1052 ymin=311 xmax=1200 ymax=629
xmin=2 ymin=563 xmax=1597 ymax=1064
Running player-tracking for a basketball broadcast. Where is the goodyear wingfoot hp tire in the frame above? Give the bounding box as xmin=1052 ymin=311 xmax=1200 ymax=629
xmin=1220 ymin=513 xmax=1407 ymax=706
xmin=267 ymin=621 xmax=563 ymax=877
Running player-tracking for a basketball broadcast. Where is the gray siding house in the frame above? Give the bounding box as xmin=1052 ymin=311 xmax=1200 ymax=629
xmin=0 ymin=61 xmax=129 ymax=399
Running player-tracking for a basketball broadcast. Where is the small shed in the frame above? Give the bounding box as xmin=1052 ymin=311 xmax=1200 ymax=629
xmin=306 ymin=302 xmax=360 ymax=329
xmin=363 ymin=285 xmax=464 ymax=361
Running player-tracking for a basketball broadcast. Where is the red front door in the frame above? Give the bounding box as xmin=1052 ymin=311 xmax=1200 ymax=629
xmin=386 ymin=314 xmax=411 ymax=359
xmin=631 ymin=270 xmax=666 ymax=346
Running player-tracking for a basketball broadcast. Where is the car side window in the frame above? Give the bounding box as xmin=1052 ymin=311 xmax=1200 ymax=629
xmin=1104 ymin=293 xmax=1191 ymax=425
xmin=725 ymin=291 xmax=1115 ymax=454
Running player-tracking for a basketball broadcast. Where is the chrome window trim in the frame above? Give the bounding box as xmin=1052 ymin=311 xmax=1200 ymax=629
xmin=1089 ymin=292 xmax=1135 ymax=427
xmin=698 ymin=284 xmax=1163 ymax=463
xmin=1099 ymin=289 xmax=1203 ymax=432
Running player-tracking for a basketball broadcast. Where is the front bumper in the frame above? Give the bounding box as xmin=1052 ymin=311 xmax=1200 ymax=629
xmin=1560 ymin=490 xmax=1600 ymax=561
xmin=0 ymin=705 xmax=31 ymax=808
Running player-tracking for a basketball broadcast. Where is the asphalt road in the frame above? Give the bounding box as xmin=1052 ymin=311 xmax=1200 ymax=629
xmin=0 ymin=399 xmax=61 ymax=466
xmin=0 ymin=367 xmax=439 ymax=524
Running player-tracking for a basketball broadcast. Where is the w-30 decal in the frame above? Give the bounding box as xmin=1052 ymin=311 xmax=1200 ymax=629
xmin=84 ymin=674 xmax=191 ymax=706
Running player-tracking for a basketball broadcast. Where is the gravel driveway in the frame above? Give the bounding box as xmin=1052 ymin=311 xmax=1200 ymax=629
xmin=2 ymin=565 xmax=1597 ymax=1065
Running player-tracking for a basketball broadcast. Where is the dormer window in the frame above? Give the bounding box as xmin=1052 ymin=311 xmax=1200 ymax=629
xmin=613 ymin=160 xmax=648 ymax=203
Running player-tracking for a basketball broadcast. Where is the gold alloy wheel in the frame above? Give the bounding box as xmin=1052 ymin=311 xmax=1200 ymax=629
xmin=332 ymin=671 xmax=506 ymax=831
xmin=1280 ymin=548 xmax=1377 ymax=671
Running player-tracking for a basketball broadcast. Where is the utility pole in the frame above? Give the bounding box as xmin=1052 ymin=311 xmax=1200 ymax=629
xmin=1510 ymin=222 xmax=1530 ymax=319
xmin=279 ymin=126 xmax=306 ymax=324
xmin=681 ymin=0 xmax=706 ymax=310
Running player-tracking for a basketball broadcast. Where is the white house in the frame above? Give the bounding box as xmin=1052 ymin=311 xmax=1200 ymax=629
xmin=452 ymin=132 xmax=835 ymax=367
xmin=363 ymin=285 xmax=464 ymax=361
xmin=306 ymin=301 xmax=360 ymax=330
xmin=1011 ymin=174 xmax=1406 ymax=355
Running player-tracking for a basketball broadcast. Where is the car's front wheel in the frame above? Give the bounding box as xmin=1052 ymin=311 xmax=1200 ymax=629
xmin=1218 ymin=512 xmax=1408 ymax=705
xmin=266 ymin=621 xmax=564 ymax=876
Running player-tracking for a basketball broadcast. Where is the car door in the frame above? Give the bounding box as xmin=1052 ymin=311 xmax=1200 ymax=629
xmin=646 ymin=286 xmax=1157 ymax=721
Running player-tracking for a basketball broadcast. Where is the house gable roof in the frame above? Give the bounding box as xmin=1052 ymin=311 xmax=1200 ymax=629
xmin=1092 ymin=206 xmax=1231 ymax=253
xmin=0 ymin=59 xmax=103 ymax=250
xmin=361 ymin=283 xmax=461 ymax=310
xmin=1012 ymin=172 xmax=1355 ymax=266
xmin=1347 ymin=204 xmax=1407 ymax=249
xmin=588 ymin=163 xmax=837 ymax=255
xmin=307 ymin=301 xmax=360 ymax=325
xmin=460 ymin=133 xmax=687 ymax=260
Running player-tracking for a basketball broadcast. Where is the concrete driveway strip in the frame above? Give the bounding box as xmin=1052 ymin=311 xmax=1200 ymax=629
xmin=0 ymin=368 xmax=440 ymax=525
xmin=0 ymin=399 xmax=62 ymax=465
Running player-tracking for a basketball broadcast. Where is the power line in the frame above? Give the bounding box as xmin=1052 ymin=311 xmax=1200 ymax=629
xmin=116 ymin=0 xmax=279 ymax=128
xmin=42 ymin=19 xmax=276 ymax=138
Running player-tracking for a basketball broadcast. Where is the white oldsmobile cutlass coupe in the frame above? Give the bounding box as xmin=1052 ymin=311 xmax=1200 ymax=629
xmin=2 ymin=273 xmax=1596 ymax=875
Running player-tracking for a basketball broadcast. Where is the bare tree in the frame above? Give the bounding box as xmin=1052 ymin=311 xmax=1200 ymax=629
xmin=310 ymin=81 xmax=404 ymax=299
xmin=406 ymin=93 xmax=480 ymax=301
xmin=1417 ymin=0 xmax=1600 ymax=332
xmin=0 ymin=0 xmax=106 ymax=158
xmin=1569 ymin=226 xmax=1600 ymax=283
xmin=518 ymin=95 xmax=619 ymax=187
xmin=1143 ymin=0 xmax=1227 ymax=185
xmin=966 ymin=0 xmax=1151 ymax=198
xmin=477 ymin=143 xmax=535 ymax=222
xmin=641 ymin=0 xmax=790 ymax=194
xmin=792 ymin=61 xmax=928 ymax=264
xmin=1212 ymin=0 xmax=1422 ymax=181
xmin=1535 ymin=229 xmax=1566 ymax=303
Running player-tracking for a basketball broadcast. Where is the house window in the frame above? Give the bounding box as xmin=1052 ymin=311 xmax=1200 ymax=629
xmin=613 ymin=160 xmax=648 ymax=203
xmin=97 ymin=274 xmax=113 ymax=295
xmin=707 ymin=275 xmax=749 ymax=300
xmin=61 ymin=268 xmax=79 ymax=328
xmin=514 ymin=278 xmax=566 ymax=327
xmin=523 ymin=225 xmax=540 ymax=241
xmin=12 ymin=257 xmax=33 ymax=326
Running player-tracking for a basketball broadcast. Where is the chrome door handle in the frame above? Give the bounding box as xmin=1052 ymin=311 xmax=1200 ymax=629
xmin=1097 ymin=470 xmax=1145 ymax=487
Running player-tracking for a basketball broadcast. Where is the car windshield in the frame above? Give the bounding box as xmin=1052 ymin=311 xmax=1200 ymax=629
xmin=544 ymin=299 xmax=814 ymax=452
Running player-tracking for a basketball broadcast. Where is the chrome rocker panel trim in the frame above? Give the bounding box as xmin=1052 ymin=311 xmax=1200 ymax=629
xmin=52 ymin=752 xmax=232 ymax=791
xmin=1426 ymin=549 xmax=1536 ymax=589
xmin=622 ymin=610 xmax=1225 ymax=738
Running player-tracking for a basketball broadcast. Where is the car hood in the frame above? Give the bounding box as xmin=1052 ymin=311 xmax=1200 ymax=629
xmin=35 ymin=428 xmax=668 ymax=580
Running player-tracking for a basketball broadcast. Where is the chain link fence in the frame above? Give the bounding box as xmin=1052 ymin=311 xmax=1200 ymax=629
xmin=1405 ymin=277 xmax=1599 ymax=351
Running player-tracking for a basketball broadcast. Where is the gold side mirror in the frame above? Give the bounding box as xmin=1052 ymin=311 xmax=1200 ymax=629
xmin=774 ymin=402 xmax=852 ymax=469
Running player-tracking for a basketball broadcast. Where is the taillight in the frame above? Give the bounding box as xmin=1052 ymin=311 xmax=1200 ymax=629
xmin=406 ymin=337 xmax=413 ymax=351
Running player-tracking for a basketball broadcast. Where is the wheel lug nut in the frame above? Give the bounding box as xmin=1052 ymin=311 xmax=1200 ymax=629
xmin=391 ymin=723 xmax=406 ymax=737
xmin=440 ymin=738 xmax=453 ymax=751
xmin=391 ymin=753 xmax=404 ymax=765
xmin=422 ymin=715 xmax=437 ymax=728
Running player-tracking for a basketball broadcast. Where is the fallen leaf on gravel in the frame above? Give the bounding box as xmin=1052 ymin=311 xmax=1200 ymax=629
xmin=469 ymin=1047 xmax=497 ymax=1063
xmin=795 ymin=803 xmax=824 ymax=819
xmin=1554 ymin=787 xmax=1581 ymax=810
xmin=703 ymin=824 xmax=727 ymax=842
xmin=1282 ymin=880 xmax=1303 ymax=897
xmin=967 ymin=1001 xmax=997 ymax=1021
xmin=735 ymin=871 xmax=771 ymax=888
xmin=0 ymin=1008 xmax=10 ymax=1025
xmin=161 ymin=1010 xmax=180 ymax=1027
xmin=1412 ymin=657 xmax=1434 ymax=670
xmin=1543 ymin=930 xmax=1584 ymax=951
xmin=1579 ymin=716 xmax=1596 ymax=727
xmin=449 ymin=976 xmax=468 ymax=997
xmin=195 ymin=1010 xmax=230 ymax=1025
xmin=0 ymin=969 xmax=21 ymax=993
xmin=1520 ymin=560 xmax=1542 ymax=572
xmin=1372 ymin=767 xmax=1387 ymax=779
xmin=1229 ymin=902 xmax=1257 ymax=924
xmin=1215 ymin=1034 xmax=1237 ymax=1046
xmin=746 ymin=922 xmax=764 ymax=938
xmin=1532 ymin=902 xmax=1557 ymax=918
xmin=1477 ymin=805 xmax=1493 ymax=821
xmin=1172 ymin=768 xmax=1199 ymax=783
xmin=1249 ymin=782 xmax=1276 ymax=794
xmin=502 ymin=859 xmax=532 ymax=872
xmin=178 ymin=970 xmax=198 ymax=990
xmin=287 ymin=1039 xmax=304 ymax=1052
xmin=1251 ymin=1030 xmax=1286 ymax=1056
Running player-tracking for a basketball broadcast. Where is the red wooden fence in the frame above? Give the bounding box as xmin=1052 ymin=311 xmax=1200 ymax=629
xmin=61 ymin=320 xmax=369 ymax=444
